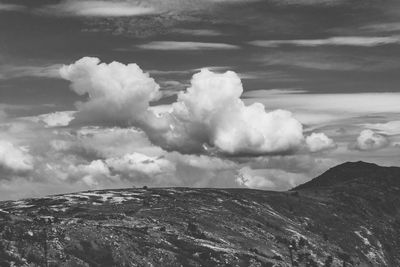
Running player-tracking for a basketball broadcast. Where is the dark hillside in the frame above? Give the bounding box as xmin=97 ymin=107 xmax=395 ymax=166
xmin=293 ymin=161 xmax=400 ymax=190
xmin=0 ymin=162 xmax=399 ymax=266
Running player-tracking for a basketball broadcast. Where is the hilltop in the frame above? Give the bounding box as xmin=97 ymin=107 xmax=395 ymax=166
xmin=0 ymin=162 xmax=399 ymax=266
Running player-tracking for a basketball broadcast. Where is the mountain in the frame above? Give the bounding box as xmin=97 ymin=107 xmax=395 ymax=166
xmin=0 ymin=161 xmax=399 ymax=266
xmin=293 ymin=161 xmax=400 ymax=191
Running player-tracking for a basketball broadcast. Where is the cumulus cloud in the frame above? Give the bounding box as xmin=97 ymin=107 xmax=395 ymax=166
xmin=61 ymin=58 xmax=305 ymax=155
xmin=306 ymin=132 xmax=337 ymax=152
xmin=137 ymin=41 xmax=239 ymax=50
xmin=103 ymin=151 xmax=238 ymax=187
xmin=0 ymin=141 xmax=33 ymax=173
xmin=0 ymin=103 xmax=324 ymax=200
xmin=49 ymin=126 xmax=162 ymax=162
xmin=35 ymin=111 xmax=75 ymax=127
xmin=60 ymin=57 xmax=161 ymax=126
xmin=236 ymin=166 xmax=307 ymax=190
xmin=0 ymin=108 xmax=356 ymax=200
xmin=39 ymin=124 xmax=238 ymax=188
xmin=106 ymin=153 xmax=174 ymax=177
xmin=236 ymin=167 xmax=275 ymax=188
xmin=78 ymin=160 xmax=113 ymax=187
xmin=159 ymin=69 xmax=304 ymax=154
xmin=163 ymin=152 xmax=238 ymax=188
xmin=353 ymin=129 xmax=389 ymax=151
xmin=51 ymin=149 xmax=238 ymax=190
xmin=0 ymin=116 xmax=339 ymax=199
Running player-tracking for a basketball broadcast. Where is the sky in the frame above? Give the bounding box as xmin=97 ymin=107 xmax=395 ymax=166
xmin=0 ymin=0 xmax=400 ymax=200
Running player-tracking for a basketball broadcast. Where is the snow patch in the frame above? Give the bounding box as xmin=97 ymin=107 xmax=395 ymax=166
xmin=355 ymin=230 xmax=371 ymax=246
xmin=355 ymin=228 xmax=387 ymax=265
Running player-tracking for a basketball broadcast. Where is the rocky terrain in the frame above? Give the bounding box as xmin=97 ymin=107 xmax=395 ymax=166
xmin=0 ymin=161 xmax=399 ymax=266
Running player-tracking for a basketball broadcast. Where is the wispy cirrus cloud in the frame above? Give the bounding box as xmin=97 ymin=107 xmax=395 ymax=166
xmin=37 ymin=0 xmax=157 ymax=17
xmin=148 ymin=66 xmax=232 ymax=76
xmin=243 ymin=91 xmax=400 ymax=125
xmin=172 ymin=28 xmax=223 ymax=36
xmin=0 ymin=64 xmax=62 ymax=80
xmin=361 ymin=23 xmax=400 ymax=33
xmin=268 ymin=0 xmax=347 ymax=6
xmin=249 ymin=36 xmax=400 ymax=48
xmin=34 ymin=0 xmax=257 ymax=18
xmin=136 ymin=41 xmax=239 ymax=50
xmin=254 ymin=51 xmax=367 ymax=71
xmin=0 ymin=3 xmax=24 ymax=12
xmin=361 ymin=121 xmax=400 ymax=136
xmin=243 ymin=91 xmax=400 ymax=114
xmin=253 ymin=49 xmax=400 ymax=72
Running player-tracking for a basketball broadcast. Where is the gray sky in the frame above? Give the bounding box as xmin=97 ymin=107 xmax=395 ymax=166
xmin=0 ymin=0 xmax=399 ymax=200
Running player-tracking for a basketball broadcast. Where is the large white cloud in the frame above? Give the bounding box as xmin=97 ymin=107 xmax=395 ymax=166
xmin=60 ymin=57 xmax=161 ymax=126
xmin=353 ymin=129 xmax=389 ymax=151
xmin=0 ymin=140 xmax=33 ymax=173
xmin=0 ymin=101 xmax=340 ymax=200
xmin=306 ymin=132 xmax=336 ymax=152
xmin=165 ymin=69 xmax=304 ymax=154
xmin=61 ymin=58 xmax=305 ymax=155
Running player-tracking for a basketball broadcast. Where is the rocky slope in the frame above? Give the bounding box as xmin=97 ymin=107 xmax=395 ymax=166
xmin=0 ymin=161 xmax=399 ymax=266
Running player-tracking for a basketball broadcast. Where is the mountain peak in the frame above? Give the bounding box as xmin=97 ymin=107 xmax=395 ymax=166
xmin=335 ymin=161 xmax=380 ymax=169
xmin=292 ymin=161 xmax=400 ymax=191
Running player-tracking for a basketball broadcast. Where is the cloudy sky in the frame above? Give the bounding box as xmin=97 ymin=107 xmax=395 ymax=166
xmin=1 ymin=0 xmax=400 ymax=200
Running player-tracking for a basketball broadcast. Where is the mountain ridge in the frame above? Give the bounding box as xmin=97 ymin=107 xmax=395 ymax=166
xmin=0 ymin=161 xmax=399 ymax=266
